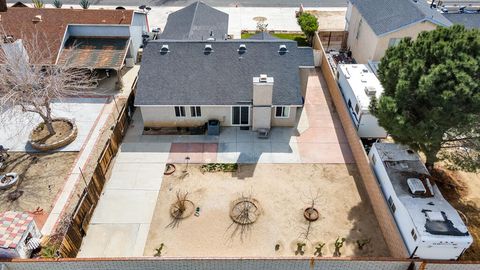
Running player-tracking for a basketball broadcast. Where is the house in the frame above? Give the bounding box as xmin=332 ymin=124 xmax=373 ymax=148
xmin=443 ymin=13 xmax=480 ymax=29
xmin=0 ymin=211 xmax=41 ymax=259
xmin=135 ymin=2 xmax=314 ymax=132
xmin=345 ymin=0 xmax=452 ymax=63
xmin=160 ymin=1 xmax=229 ymax=40
xmin=337 ymin=64 xmax=387 ymax=138
xmin=368 ymin=143 xmax=472 ymax=260
xmin=0 ymin=5 xmax=148 ymax=77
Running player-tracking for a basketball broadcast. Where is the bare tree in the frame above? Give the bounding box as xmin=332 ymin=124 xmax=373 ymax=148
xmin=0 ymin=31 xmax=95 ymax=137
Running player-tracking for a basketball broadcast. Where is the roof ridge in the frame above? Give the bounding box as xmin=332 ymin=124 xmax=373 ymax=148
xmin=188 ymin=1 xmax=201 ymax=39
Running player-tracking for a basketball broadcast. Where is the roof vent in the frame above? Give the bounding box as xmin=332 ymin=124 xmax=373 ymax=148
xmin=32 ymin=15 xmax=42 ymax=23
xmin=364 ymin=86 xmax=376 ymax=96
xmin=278 ymin=44 xmax=288 ymax=54
xmin=426 ymin=211 xmax=445 ymax=222
xmin=238 ymin=44 xmax=247 ymax=54
xmin=407 ymin=178 xmax=427 ymax=195
xmin=204 ymin=44 xmax=213 ymax=54
xmin=206 ymin=37 xmax=215 ymax=41
xmin=259 ymin=74 xmax=268 ymax=83
xmin=160 ymin=44 xmax=169 ymax=54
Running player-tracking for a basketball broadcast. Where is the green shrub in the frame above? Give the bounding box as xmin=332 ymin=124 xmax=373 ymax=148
xmin=53 ymin=0 xmax=62 ymax=8
xmin=79 ymin=0 xmax=90 ymax=9
xmin=297 ymin=13 xmax=318 ymax=43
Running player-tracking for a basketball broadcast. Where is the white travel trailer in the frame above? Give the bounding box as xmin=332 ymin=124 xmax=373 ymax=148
xmin=368 ymin=143 xmax=473 ymax=260
xmin=337 ymin=64 xmax=387 ymax=138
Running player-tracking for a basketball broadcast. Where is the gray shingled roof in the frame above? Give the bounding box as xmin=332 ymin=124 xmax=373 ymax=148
xmin=350 ymin=0 xmax=452 ymax=36
xmin=443 ymin=13 xmax=480 ymax=29
xmin=135 ymin=40 xmax=314 ymax=106
xmin=248 ymin=32 xmax=279 ymax=40
xmin=160 ymin=1 xmax=229 ymax=40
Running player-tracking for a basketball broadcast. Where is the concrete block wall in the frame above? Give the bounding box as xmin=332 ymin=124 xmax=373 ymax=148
xmin=314 ymin=32 xmax=409 ymax=259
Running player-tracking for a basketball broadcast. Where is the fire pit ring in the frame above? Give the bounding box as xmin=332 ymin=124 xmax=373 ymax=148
xmin=304 ymin=207 xmax=319 ymax=222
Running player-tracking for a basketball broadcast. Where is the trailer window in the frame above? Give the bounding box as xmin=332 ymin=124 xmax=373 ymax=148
xmin=355 ymin=104 xmax=360 ymax=114
xmin=388 ymin=196 xmax=396 ymax=213
xmin=411 ymin=229 xmax=417 ymax=241
xmin=371 ymin=155 xmax=376 ymax=165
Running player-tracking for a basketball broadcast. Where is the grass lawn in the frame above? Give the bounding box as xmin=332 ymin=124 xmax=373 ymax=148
xmin=240 ymin=32 xmax=309 ymax=46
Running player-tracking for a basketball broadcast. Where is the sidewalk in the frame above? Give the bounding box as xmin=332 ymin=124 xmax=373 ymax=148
xmin=41 ymin=66 xmax=140 ymax=236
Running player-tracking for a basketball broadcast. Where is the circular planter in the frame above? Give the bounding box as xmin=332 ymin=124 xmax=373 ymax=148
xmin=230 ymin=197 xmax=261 ymax=225
xmin=0 ymin=173 xmax=19 ymax=190
xmin=29 ymin=118 xmax=77 ymax=151
xmin=304 ymin=207 xmax=319 ymax=222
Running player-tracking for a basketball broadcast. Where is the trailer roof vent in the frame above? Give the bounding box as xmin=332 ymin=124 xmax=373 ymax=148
xmin=407 ymin=178 xmax=427 ymax=195
xmin=238 ymin=44 xmax=247 ymax=54
xmin=204 ymin=44 xmax=213 ymax=54
xmin=426 ymin=211 xmax=445 ymax=222
xmin=206 ymin=37 xmax=215 ymax=41
xmin=364 ymin=86 xmax=376 ymax=96
xmin=278 ymin=44 xmax=288 ymax=54
xmin=160 ymin=44 xmax=169 ymax=54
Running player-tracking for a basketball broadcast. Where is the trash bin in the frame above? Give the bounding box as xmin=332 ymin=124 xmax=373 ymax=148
xmin=207 ymin=119 xmax=220 ymax=136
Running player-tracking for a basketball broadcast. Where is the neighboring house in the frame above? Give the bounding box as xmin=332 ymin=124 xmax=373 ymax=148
xmin=160 ymin=1 xmax=229 ymax=40
xmin=337 ymin=64 xmax=387 ymax=139
xmin=443 ymin=13 xmax=480 ymax=29
xmin=369 ymin=143 xmax=472 ymax=260
xmin=135 ymin=2 xmax=314 ymax=131
xmin=0 ymin=6 xmax=148 ymax=70
xmin=345 ymin=0 xmax=452 ymax=63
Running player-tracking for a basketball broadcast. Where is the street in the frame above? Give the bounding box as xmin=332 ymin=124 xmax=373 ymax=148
xmin=8 ymin=0 xmax=347 ymax=7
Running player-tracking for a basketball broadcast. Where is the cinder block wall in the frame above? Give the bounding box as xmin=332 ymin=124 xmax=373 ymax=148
xmin=313 ymin=32 xmax=409 ymax=259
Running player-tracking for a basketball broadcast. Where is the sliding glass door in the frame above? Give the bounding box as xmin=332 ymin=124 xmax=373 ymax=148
xmin=232 ymin=106 xmax=249 ymax=126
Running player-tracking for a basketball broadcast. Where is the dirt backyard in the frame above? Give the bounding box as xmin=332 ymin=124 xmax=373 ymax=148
xmin=434 ymin=168 xmax=480 ymax=261
xmin=0 ymin=152 xmax=77 ymax=228
xmin=144 ymin=163 xmax=389 ymax=258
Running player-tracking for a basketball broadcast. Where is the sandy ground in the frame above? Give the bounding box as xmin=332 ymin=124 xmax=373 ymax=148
xmin=435 ymin=168 xmax=480 ymax=261
xmin=144 ymin=164 xmax=389 ymax=258
xmin=0 ymin=152 xmax=77 ymax=228
xmin=307 ymin=10 xmax=346 ymax=31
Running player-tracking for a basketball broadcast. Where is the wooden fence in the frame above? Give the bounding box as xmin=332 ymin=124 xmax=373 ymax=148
xmin=318 ymin=30 xmax=348 ymax=51
xmin=313 ymin=32 xmax=409 ymax=259
xmin=58 ymin=93 xmax=133 ymax=258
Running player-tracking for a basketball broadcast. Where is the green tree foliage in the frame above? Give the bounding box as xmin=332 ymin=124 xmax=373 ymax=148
xmin=373 ymin=25 xmax=480 ymax=171
xmin=297 ymin=13 xmax=318 ymax=44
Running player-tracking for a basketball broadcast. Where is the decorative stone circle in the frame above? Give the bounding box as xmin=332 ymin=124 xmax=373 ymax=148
xmin=304 ymin=207 xmax=319 ymax=222
xmin=29 ymin=118 xmax=77 ymax=151
xmin=230 ymin=197 xmax=260 ymax=225
xmin=170 ymin=200 xmax=195 ymax=219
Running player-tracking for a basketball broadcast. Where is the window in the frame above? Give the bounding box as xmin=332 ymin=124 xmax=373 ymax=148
xmin=347 ymin=99 xmax=352 ymax=108
xmin=190 ymin=106 xmax=201 ymax=117
xmin=388 ymin=196 xmax=396 ymax=213
xmin=275 ymin=106 xmax=290 ymax=118
xmin=388 ymin=38 xmax=401 ymax=48
xmin=355 ymin=104 xmax=360 ymax=115
xmin=371 ymin=154 xmax=376 ymax=165
xmin=356 ymin=19 xmax=362 ymax=39
xmin=174 ymin=106 xmax=185 ymax=117
xmin=411 ymin=229 xmax=418 ymax=241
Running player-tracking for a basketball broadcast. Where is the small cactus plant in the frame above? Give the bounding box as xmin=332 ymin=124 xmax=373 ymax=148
xmin=154 ymin=243 xmax=164 ymax=257
xmin=314 ymin=242 xmax=325 ymax=257
xmin=295 ymin=242 xmax=306 ymax=256
xmin=32 ymin=0 xmax=45 ymax=8
xmin=333 ymin=237 xmax=346 ymax=257
xmin=356 ymin=238 xmax=371 ymax=250
xmin=79 ymin=0 xmax=90 ymax=9
xmin=52 ymin=0 xmax=62 ymax=8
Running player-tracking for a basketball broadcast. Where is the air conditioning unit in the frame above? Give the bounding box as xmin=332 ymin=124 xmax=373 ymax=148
xmin=364 ymin=86 xmax=376 ymax=96
xmin=125 ymin=58 xmax=134 ymax=68
xmin=407 ymin=178 xmax=427 ymax=195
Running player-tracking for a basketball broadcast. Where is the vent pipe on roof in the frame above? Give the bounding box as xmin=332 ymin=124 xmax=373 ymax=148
xmin=32 ymin=15 xmax=42 ymax=23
